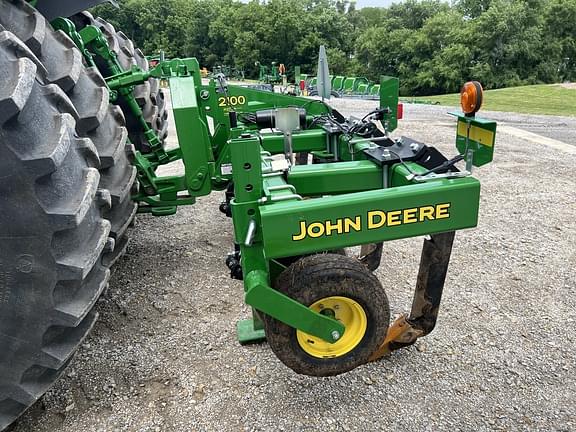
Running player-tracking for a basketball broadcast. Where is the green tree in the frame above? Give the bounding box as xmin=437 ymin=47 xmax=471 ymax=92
xmin=91 ymin=0 xmax=576 ymax=95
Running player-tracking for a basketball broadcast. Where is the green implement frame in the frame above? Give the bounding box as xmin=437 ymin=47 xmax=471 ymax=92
xmin=60 ymin=16 xmax=497 ymax=364
xmin=142 ymin=61 xmax=493 ymax=345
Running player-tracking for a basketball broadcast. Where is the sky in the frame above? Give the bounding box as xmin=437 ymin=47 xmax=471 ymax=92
xmin=240 ymin=0 xmax=402 ymax=8
xmin=352 ymin=0 xmax=398 ymax=7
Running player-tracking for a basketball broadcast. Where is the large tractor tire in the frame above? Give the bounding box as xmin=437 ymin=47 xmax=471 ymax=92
xmin=71 ymin=12 xmax=168 ymax=153
xmin=0 ymin=0 xmax=136 ymax=428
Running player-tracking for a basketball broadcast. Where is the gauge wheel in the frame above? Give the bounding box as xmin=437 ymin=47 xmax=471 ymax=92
xmin=264 ymin=254 xmax=390 ymax=376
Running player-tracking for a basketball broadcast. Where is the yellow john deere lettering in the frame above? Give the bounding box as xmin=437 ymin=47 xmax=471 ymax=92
xmin=292 ymin=203 xmax=451 ymax=241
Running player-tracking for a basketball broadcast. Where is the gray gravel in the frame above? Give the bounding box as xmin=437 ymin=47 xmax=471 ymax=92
xmin=10 ymin=98 xmax=576 ymax=432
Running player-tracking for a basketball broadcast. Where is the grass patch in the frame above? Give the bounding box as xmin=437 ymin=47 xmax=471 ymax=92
xmin=409 ymin=84 xmax=576 ymax=116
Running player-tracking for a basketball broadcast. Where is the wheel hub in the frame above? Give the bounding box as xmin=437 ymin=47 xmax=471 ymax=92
xmin=297 ymin=296 xmax=367 ymax=358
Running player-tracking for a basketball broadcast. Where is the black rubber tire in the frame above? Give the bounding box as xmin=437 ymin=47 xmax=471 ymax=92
xmin=72 ymin=11 xmax=168 ymax=153
xmin=273 ymin=249 xmax=346 ymax=269
xmin=0 ymin=30 xmax=107 ymax=429
xmin=0 ymin=1 xmax=135 ymax=428
xmin=263 ymin=254 xmax=390 ymax=376
xmin=0 ymin=0 xmax=137 ymax=266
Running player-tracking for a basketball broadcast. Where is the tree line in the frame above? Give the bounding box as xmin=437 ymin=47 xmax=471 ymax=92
xmin=93 ymin=0 xmax=576 ymax=96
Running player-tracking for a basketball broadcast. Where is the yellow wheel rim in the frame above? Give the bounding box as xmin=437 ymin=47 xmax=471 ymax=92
xmin=297 ymin=296 xmax=367 ymax=358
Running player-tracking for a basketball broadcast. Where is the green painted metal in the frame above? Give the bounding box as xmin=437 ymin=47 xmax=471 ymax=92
xmin=257 ymin=62 xmax=282 ymax=84
xmin=51 ymin=17 xmax=95 ymax=67
xmin=332 ymin=76 xmax=345 ymax=91
xmin=72 ymin=52 xmax=337 ymax=213
xmin=59 ymin=23 xmax=497 ymax=348
xmin=259 ymin=175 xmax=480 ymax=259
xmin=287 ymin=161 xmax=383 ymax=195
xmin=260 ymin=130 xmax=328 ymax=154
xmin=357 ymin=83 xmax=369 ymax=94
xmin=216 ymin=85 xmax=331 ymax=116
xmin=342 ymin=77 xmax=356 ymax=93
xmin=55 ymin=18 xmax=185 ymax=202
xmin=236 ymin=318 xmax=266 ymax=344
xmin=170 ymin=77 xmax=215 ymax=196
xmin=228 ymin=133 xmax=346 ymax=343
xmin=450 ymin=112 xmax=497 ymax=167
xmin=75 ymin=22 xmax=168 ymax=166
xmin=294 ymin=65 xmax=301 ymax=95
xmin=303 ymin=74 xmax=383 ymax=99
xmin=354 ymin=77 xmax=370 ymax=92
xmin=342 ymin=77 xmax=369 ymax=93
xmin=243 ymin=269 xmax=346 ymax=342
xmin=380 ymin=76 xmax=400 ymax=132
xmin=112 ymin=57 xmax=223 ymax=211
xmin=390 ymin=162 xmax=427 ymax=186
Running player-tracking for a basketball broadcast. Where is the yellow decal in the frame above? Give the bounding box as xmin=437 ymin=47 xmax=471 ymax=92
xmin=457 ymin=121 xmax=494 ymax=147
xmin=292 ymin=203 xmax=451 ymax=241
xmin=218 ymin=95 xmax=247 ymax=107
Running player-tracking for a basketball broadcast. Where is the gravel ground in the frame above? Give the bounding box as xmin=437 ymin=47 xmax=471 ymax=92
xmin=10 ymin=98 xmax=576 ymax=432
xmin=388 ymin=102 xmax=576 ymax=147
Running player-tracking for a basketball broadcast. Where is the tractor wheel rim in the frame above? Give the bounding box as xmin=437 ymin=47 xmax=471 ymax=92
xmin=297 ymin=296 xmax=367 ymax=358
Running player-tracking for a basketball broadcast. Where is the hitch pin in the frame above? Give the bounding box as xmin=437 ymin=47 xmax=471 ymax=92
xmin=244 ymin=219 xmax=257 ymax=246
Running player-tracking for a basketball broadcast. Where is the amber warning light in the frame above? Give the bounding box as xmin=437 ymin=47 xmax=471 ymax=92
xmin=460 ymin=81 xmax=483 ymax=116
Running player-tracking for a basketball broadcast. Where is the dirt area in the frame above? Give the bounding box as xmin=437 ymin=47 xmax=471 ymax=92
xmin=9 ymin=99 xmax=576 ymax=432
xmin=560 ymin=83 xmax=576 ymax=89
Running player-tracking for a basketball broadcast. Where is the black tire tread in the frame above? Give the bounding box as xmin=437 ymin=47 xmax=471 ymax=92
xmin=0 ymin=1 xmax=135 ymax=428
xmin=0 ymin=0 xmax=136 ymax=255
xmin=0 ymin=25 xmax=107 ymax=428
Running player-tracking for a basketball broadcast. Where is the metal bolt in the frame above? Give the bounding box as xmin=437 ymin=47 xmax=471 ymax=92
xmin=331 ymin=331 xmax=340 ymax=341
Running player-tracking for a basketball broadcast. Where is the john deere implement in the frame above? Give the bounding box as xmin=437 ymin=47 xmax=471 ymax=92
xmin=0 ymin=0 xmax=497 ymax=428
